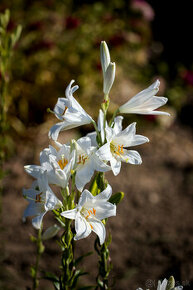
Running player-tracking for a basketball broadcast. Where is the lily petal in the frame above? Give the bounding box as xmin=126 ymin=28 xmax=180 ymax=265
xmin=110 ymin=157 xmax=121 ymax=176
xmin=74 ymin=213 xmax=91 ymax=240
xmin=96 ymin=184 xmax=112 ymax=200
xmin=61 ymin=209 xmax=77 ymax=220
xmin=32 ymin=213 xmax=45 ymax=229
xmin=89 ymin=219 xmax=106 ymax=245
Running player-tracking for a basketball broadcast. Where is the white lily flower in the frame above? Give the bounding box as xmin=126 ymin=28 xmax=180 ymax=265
xmin=23 ymin=172 xmax=62 ymax=229
xmin=97 ymin=117 xmax=149 ymax=175
xmin=24 ymin=144 xmax=76 ymax=188
xmin=49 ymin=80 xmax=93 ymax=141
xmin=100 ymin=41 xmax=116 ymax=95
xmin=74 ymin=136 xmax=110 ymax=191
xmin=119 ymin=80 xmax=170 ymax=116
xmin=136 ymin=277 xmax=183 ymax=290
xmin=61 ymin=185 xmax=116 ymax=245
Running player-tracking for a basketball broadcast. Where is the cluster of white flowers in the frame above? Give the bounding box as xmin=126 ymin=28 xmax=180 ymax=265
xmin=137 ymin=276 xmax=183 ymax=290
xmin=23 ymin=41 xmax=169 ymax=245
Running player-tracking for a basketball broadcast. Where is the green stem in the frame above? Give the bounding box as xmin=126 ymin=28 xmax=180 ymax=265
xmin=109 ymin=108 xmax=119 ymax=127
xmin=60 ymin=177 xmax=77 ymax=289
xmin=32 ymin=227 xmax=44 ymax=290
xmin=94 ymin=173 xmax=112 ymax=289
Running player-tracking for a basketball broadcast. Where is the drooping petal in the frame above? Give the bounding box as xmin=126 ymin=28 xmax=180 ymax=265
xmin=45 ymin=188 xmax=62 ymax=211
xmin=32 ymin=213 xmax=45 ymax=229
xmin=24 ymin=165 xmax=44 ymax=178
xmin=123 ymin=149 xmax=142 ymax=165
xmin=91 ymin=153 xmax=111 ymax=173
xmin=75 ymin=161 xmax=95 ymax=191
xmin=61 ymin=209 xmax=77 ymax=220
xmin=23 ymin=202 xmax=43 ymax=220
xmin=49 ymin=122 xmax=67 ymax=141
xmin=65 ymin=80 xmax=79 ymax=99
xmin=89 ymin=219 xmax=106 ymax=245
xmin=74 ymin=213 xmax=91 ymax=241
xmin=110 ymin=157 xmax=121 ymax=176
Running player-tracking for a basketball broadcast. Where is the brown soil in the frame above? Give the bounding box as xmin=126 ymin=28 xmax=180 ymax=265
xmin=1 ymin=121 xmax=193 ymax=290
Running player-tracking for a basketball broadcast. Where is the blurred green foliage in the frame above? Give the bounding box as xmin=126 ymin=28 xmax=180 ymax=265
xmin=0 ymin=0 xmax=192 ymax=133
xmin=0 ymin=0 xmax=154 ymax=125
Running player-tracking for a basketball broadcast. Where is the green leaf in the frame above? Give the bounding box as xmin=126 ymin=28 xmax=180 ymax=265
xmin=42 ymin=271 xmax=59 ymax=283
xmin=71 ymin=270 xmax=89 ymax=288
xmin=11 ymin=24 xmax=22 ymax=47
xmin=30 ymin=235 xmax=37 ymax=243
xmin=109 ymin=191 xmax=124 ymax=205
xmin=53 ymin=282 xmax=60 ymax=290
xmin=166 ymin=276 xmax=175 ymax=290
xmin=89 ymin=173 xmax=100 ymax=196
xmin=30 ymin=266 xmax=36 ymax=278
xmin=39 ymin=242 xmax=45 ymax=254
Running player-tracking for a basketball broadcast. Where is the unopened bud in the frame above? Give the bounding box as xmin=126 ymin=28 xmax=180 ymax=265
xmin=100 ymin=41 xmax=110 ymax=76
xmin=42 ymin=224 xmax=60 ymax=240
xmin=166 ymin=276 xmax=175 ymax=290
xmin=103 ymin=62 xmax=116 ymax=95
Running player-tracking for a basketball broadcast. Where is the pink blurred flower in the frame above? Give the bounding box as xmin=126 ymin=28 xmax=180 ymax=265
xmin=109 ymin=34 xmax=126 ymax=47
xmin=65 ymin=16 xmax=80 ymax=30
xmin=182 ymin=70 xmax=193 ymax=86
xmin=131 ymin=0 xmax=155 ymax=21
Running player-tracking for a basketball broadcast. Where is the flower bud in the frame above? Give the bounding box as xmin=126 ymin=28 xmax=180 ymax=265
xmin=42 ymin=224 xmax=60 ymax=240
xmin=103 ymin=62 xmax=116 ymax=95
xmin=166 ymin=276 xmax=175 ymax=290
xmin=100 ymin=41 xmax=110 ymax=76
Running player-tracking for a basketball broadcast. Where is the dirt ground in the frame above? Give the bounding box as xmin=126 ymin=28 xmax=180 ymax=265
xmin=1 ymin=119 xmax=193 ymax=290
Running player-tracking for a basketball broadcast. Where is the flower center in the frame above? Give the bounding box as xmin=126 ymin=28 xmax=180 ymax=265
xmin=35 ymin=192 xmax=43 ymax=203
xmin=63 ymin=106 xmax=68 ymax=115
xmin=77 ymin=154 xmax=88 ymax=165
xmin=110 ymin=142 xmax=124 ymax=156
xmin=81 ymin=207 xmax=96 ymax=220
xmin=58 ymin=155 xmax=68 ymax=170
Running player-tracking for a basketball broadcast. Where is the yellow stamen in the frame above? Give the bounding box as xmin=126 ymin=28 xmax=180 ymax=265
xmin=64 ymin=106 xmax=68 ymax=114
xmin=111 ymin=142 xmax=124 ymax=156
xmin=77 ymin=154 xmax=88 ymax=165
xmin=58 ymin=155 xmax=68 ymax=170
xmin=35 ymin=192 xmax=43 ymax=203
xmin=84 ymin=208 xmax=96 ymax=219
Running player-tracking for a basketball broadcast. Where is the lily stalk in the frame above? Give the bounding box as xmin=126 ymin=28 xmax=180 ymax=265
xmin=31 ymin=227 xmax=44 ymax=290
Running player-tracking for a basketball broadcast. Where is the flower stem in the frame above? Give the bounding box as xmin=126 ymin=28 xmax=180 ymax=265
xmin=95 ymin=234 xmax=112 ymax=290
xmin=109 ymin=108 xmax=119 ymax=127
xmin=32 ymin=227 xmax=44 ymax=290
xmin=94 ymin=173 xmax=113 ymax=289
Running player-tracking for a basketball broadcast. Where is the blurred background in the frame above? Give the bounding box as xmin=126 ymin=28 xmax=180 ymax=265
xmin=0 ymin=0 xmax=193 ymax=289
